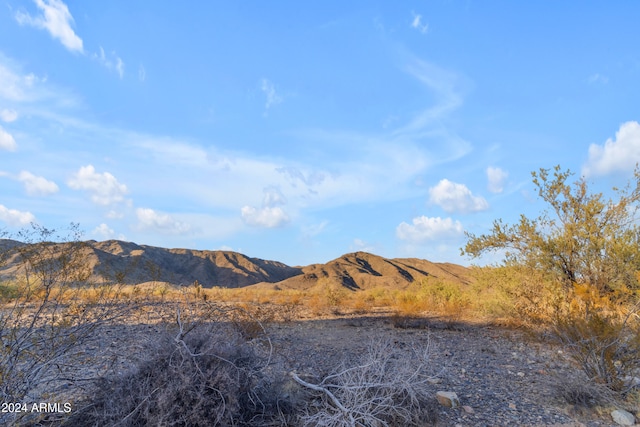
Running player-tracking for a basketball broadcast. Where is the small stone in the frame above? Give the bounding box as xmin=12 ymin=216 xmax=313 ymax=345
xmin=611 ymin=409 xmax=635 ymax=426
xmin=508 ymin=403 xmax=517 ymax=410
xmin=436 ymin=391 xmax=460 ymax=408
xmin=517 ymin=372 xmax=525 ymax=377
xmin=427 ymin=377 xmax=442 ymax=385
xmin=462 ymin=405 xmax=474 ymax=414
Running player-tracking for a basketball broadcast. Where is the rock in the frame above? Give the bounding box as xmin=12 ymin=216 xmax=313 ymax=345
xmin=436 ymin=391 xmax=460 ymax=408
xmin=611 ymin=409 xmax=635 ymax=426
xmin=462 ymin=405 xmax=474 ymax=414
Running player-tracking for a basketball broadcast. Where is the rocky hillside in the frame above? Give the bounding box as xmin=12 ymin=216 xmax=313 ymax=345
xmin=0 ymin=239 xmax=301 ymax=288
xmin=0 ymin=240 xmax=471 ymax=289
xmin=250 ymin=252 xmax=472 ymax=290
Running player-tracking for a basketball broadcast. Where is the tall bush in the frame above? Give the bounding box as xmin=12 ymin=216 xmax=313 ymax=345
xmin=463 ymin=166 xmax=640 ymax=390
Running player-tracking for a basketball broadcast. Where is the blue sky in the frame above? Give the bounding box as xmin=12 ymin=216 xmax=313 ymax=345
xmin=1 ymin=1 xmax=639 ymax=266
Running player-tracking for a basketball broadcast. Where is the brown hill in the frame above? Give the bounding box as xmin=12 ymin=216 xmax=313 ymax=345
xmin=250 ymin=252 xmax=472 ymax=291
xmin=0 ymin=241 xmax=471 ymax=290
xmin=0 ymin=239 xmax=302 ymax=288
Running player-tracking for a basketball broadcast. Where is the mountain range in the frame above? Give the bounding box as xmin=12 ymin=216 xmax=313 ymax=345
xmin=0 ymin=239 xmax=471 ymax=290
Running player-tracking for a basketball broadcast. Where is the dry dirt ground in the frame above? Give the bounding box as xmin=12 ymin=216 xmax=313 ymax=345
xmin=264 ymin=317 xmax=621 ymax=427
xmin=70 ymin=311 xmax=637 ymax=427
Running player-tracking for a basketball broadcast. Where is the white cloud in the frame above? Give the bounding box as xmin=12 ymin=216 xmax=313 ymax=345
xmin=241 ymin=206 xmax=289 ymax=228
xmin=0 ymin=109 xmax=18 ymax=122
xmin=486 ymin=167 xmax=508 ymax=193
xmin=261 ymin=78 xmax=282 ymax=112
xmin=93 ymin=47 xmax=125 ymax=78
xmin=241 ymin=187 xmax=291 ymax=228
xmin=0 ymin=125 xmax=17 ymax=151
xmin=403 ymin=59 xmax=463 ymax=120
xmin=92 ymin=223 xmax=126 ymax=240
xmin=135 ymin=208 xmax=191 ymax=234
xmin=122 ymin=54 xmax=467 ymax=215
xmin=583 ymin=121 xmax=640 ymax=176
xmin=429 ymin=179 xmax=489 ymax=213
xmin=15 ymin=0 xmax=83 ymax=53
xmin=0 ymin=205 xmax=36 ymax=227
xmin=67 ymin=165 xmax=128 ymax=205
xmin=116 ymin=57 xmax=124 ymax=79
xmin=391 ymin=58 xmax=471 ymax=161
xmin=106 ymin=210 xmax=125 ymax=219
xmin=93 ymin=223 xmax=115 ymax=239
xmin=138 ymin=64 xmax=146 ymax=82
xmin=410 ymin=12 xmax=429 ymax=34
xmin=301 ymin=220 xmax=328 ymax=239
xmin=262 ymin=187 xmax=287 ymax=207
xmin=0 ymin=59 xmax=53 ymax=103
xmin=351 ymin=238 xmax=376 ymax=253
xmin=396 ymin=216 xmax=463 ymax=242
xmin=18 ymin=171 xmax=59 ymax=196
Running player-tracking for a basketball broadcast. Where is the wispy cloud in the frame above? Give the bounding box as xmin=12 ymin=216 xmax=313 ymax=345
xmin=0 ymin=59 xmax=49 ymax=103
xmin=351 ymin=238 xmax=377 ymax=253
xmin=486 ymin=166 xmax=508 ymax=193
xmin=260 ymin=78 xmax=283 ymax=113
xmin=0 ymin=109 xmax=18 ymax=123
xmin=410 ymin=12 xmax=429 ymax=34
xmin=93 ymin=47 xmax=125 ymax=78
xmin=587 ymin=73 xmax=609 ymax=84
xmin=0 ymin=204 xmax=36 ymax=227
xmin=300 ymin=220 xmax=328 ymax=240
xmin=18 ymin=171 xmax=59 ymax=196
xmin=67 ymin=165 xmax=129 ymax=206
xmin=15 ymin=0 xmax=83 ymax=53
xmin=429 ymin=179 xmax=489 ymax=213
xmin=138 ymin=64 xmax=146 ymax=82
xmin=396 ymin=58 xmax=466 ymax=134
xmin=14 ymin=2 xmax=125 ymax=79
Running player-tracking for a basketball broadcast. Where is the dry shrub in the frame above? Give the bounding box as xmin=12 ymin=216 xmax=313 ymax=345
xmin=554 ymin=311 xmax=640 ymax=392
xmin=0 ymin=224 xmax=131 ymax=426
xmin=347 ymin=296 xmax=371 ymax=314
xmin=293 ymin=339 xmax=438 ymax=427
xmin=393 ymin=291 xmax=426 ymax=316
xmin=553 ymin=372 xmax=612 ymax=409
xmin=305 ymin=283 xmax=349 ymax=316
xmin=68 ymin=312 xmax=292 ymax=426
xmin=390 ymin=313 xmax=430 ymax=329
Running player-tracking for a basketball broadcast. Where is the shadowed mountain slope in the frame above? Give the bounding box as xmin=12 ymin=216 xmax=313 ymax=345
xmin=0 ymin=241 xmax=471 ymax=289
xmin=0 ymin=239 xmax=302 ymax=288
xmin=249 ymin=252 xmax=472 ymax=291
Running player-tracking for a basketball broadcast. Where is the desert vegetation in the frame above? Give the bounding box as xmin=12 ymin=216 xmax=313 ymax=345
xmin=1 ymin=165 xmax=640 ymax=425
xmin=464 ymin=166 xmax=640 ymax=394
